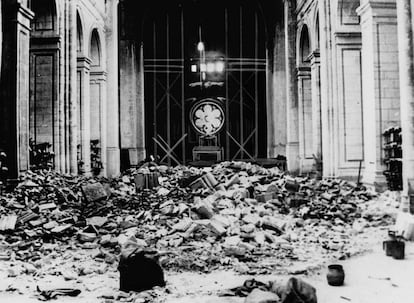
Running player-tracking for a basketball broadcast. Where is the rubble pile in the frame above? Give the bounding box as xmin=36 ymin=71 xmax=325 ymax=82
xmin=0 ymin=161 xmax=394 ymax=277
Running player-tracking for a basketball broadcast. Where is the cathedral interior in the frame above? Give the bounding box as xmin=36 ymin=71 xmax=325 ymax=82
xmin=1 ymin=0 xmax=414 ymax=302
xmin=1 ymin=0 xmax=413 ymax=195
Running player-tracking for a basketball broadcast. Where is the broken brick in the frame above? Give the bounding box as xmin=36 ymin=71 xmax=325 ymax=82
xmin=81 ymin=183 xmax=107 ymax=203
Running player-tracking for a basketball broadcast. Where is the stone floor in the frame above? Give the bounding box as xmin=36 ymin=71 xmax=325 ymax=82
xmin=166 ymin=242 xmax=414 ymax=303
xmin=0 ymin=240 xmax=412 ymax=303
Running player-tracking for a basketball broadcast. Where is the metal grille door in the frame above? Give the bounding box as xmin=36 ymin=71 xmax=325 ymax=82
xmin=143 ymin=1 xmax=267 ymax=164
xmin=144 ymin=6 xmax=186 ymax=166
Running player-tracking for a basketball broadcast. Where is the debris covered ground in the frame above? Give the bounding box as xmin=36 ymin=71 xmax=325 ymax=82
xmin=0 ymin=161 xmax=399 ymax=302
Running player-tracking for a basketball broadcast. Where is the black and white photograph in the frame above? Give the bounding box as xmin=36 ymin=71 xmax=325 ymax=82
xmin=0 ymin=0 xmax=413 ymax=302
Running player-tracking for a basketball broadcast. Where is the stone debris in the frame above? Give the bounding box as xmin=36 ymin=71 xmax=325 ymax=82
xmin=0 ymin=161 xmax=396 ymax=299
xmin=245 ymin=289 xmax=280 ymax=303
xmin=134 ymin=171 xmax=160 ymax=190
xmin=0 ymin=215 xmax=17 ymax=231
xmin=220 ymin=277 xmax=317 ymax=303
xmin=81 ymin=182 xmax=108 ymax=203
xmin=36 ymin=287 xmax=81 ymax=301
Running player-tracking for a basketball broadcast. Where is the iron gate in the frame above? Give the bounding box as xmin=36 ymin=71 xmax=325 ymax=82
xmin=143 ymin=1 xmax=267 ymax=165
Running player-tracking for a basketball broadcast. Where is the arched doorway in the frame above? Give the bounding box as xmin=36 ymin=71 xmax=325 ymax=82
xmin=76 ymin=12 xmax=92 ymax=175
xmin=297 ymin=24 xmax=313 ymax=172
xmin=29 ymin=0 xmax=59 ymax=168
xmin=311 ymin=12 xmax=322 ymax=175
xmin=89 ymin=29 xmax=106 ymax=175
xmin=142 ymin=1 xmax=268 ymax=165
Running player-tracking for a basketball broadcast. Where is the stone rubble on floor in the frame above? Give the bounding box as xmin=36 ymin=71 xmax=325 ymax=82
xmin=0 ymin=161 xmax=398 ymax=301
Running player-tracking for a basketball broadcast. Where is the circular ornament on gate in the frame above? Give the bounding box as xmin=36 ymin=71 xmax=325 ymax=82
xmin=190 ymin=99 xmax=225 ymax=136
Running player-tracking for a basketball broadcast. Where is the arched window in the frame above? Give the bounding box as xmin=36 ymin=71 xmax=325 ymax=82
xmin=77 ymin=13 xmax=83 ymax=54
xmin=315 ymin=14 xmax=320 ymax=50
xmin=300 ymin=25 xmax=310 ymax=63
xmin=90 ymin=30 xmax=101 ymax=67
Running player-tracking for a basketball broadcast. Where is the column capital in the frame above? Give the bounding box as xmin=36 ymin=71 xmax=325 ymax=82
xmin=357 ymin=0 xmax=397 ymax=19
xmin=14 ymin=2 xmax=34 ymax=31
xmin=334 ymin=31 xmax=362 ymax=45
xmin=309 ymin=50 xmax=320 ymax=65
xmin=17 ymin=3 xmax=34 ymax=20
xmin=90 ymin=70 xmax=108 ymax=81
xmin=77 ymin=56 xmax=92 ymax=69
xmin=296 ymin=65 xmax=311 ymax=77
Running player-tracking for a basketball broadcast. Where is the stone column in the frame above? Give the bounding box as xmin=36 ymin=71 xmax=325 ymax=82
xmin=69 ymin=0 xmax=78 ymax=174
xmin=397 ymin=0 xmax=414 ymax=212
xmin=270 ymin=22 xmax=287 ymax=158
xmin=106 ymin=0 xmax=120 ymax=177
xmin=64 ymin=0 xmax=70 ymax=172
xmin=266 ymin=43 xmax=275 ymax=158
xmin=77 ymin=57 xmax=92 ymax=175
xmin=119 ymin=40 xmax=145 ymax=166
xmin=297 ymin=66 xmax=313 ymax=173
xmin=310 ymin=51 xmax=322 ymax=166
xmin=284 ymin=0 xmax=299 ymax=173
xmin=56 ymin=0 xmax=65 ymax=173
xmin=318 ymin=0 xmax=335 ymax=177
xmin=15 ymin=3 xmax=33 ymax=175
xmin=137 ymin=43 xmax=146 ymax=162
xmin=0 ymin=1 xmax=34 ymax=177
xmin=357 ymin=0 xmax=400 ymax=190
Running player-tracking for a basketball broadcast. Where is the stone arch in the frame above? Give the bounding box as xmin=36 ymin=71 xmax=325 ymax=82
xmin=296 ymin=24 xmax=313 ymax=173
xmin=298 ymin=24 xmax=311 ymax=64
xmin=76 ymin=11 xmax=84 ymax=55
xmin=90 ymin=29 xmax=102 ymax=67
xmin=313 ymin=11 xmax=320 ymax=50
xmin=76 ymin=9 xmax=89 ymax=174
xmin=88 ymin=27 xmax=106 ymax=175
xmin=338 ymin=0 xmax=360 ymax=25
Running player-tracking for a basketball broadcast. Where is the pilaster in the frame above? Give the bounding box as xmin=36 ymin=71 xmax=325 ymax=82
xmin=77 ymin=56 xmax=92 ymax=175
xmin=119 ymin=40 xmax=145 ymax=167
xmin=333 ymin=31 xmax=364 ymax=178
xmin=297 ymin=65 xmax=313 ymax=173
xmin=0 ymin=1 xmax=34 ymax=177
xmin=270 ymin=21 xmax=287 ymax=158
xmin=318 ymin=0 xmax=336 ymax=177
xmin=357 ymin=0 xmax=400 ymax=190
xmin=309 ymin=51 xmax=322 ymax=169
xmin=285 ymin=0 xmax=300 ymax=173
xmin=15 ymin=3 xmax=33 ymax=175
xmin=397 ymin=0 xmax=414 ymax=212
xmin=106 ymin=0 xmax=120 ymax=177
xmin=69 ymin=0 xmax=78 ymax=174
xmin=90 ymin=70 xmax=107 ymax=176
